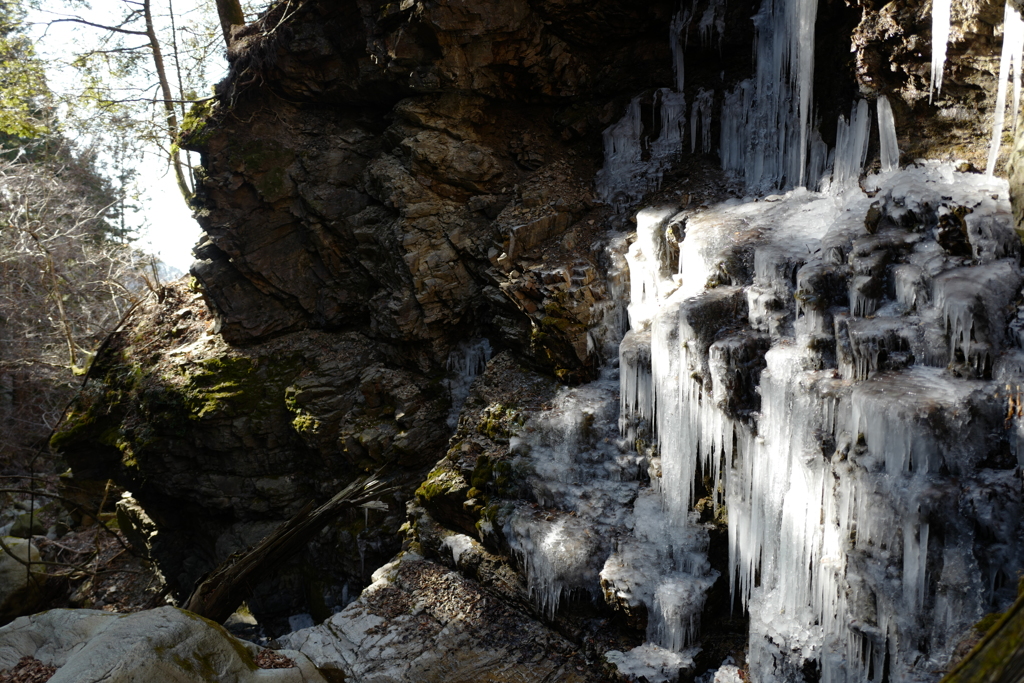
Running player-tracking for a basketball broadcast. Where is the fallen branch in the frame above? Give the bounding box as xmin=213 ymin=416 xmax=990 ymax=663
xmin=942 ymin=588 xmax=1024 ymax=683
xmin=183 ymin=472 xmax=394 ymax=624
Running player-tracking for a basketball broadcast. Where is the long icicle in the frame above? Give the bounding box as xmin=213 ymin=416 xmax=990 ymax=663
xmin=1013 ymin=6 xmax=1024 ymax=133
xmin=931 ymin=0 xmax=953 ymax=101
xmin=987 ymin=2 xmax=1024 ymax=175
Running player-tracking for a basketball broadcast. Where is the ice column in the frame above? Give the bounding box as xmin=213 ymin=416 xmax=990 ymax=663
xmin=690 ymin=89 xmax=714 ymax=154
xmin=986 ymin=1 xmax=1024 ymax=176
xmin=670 ymin=7 xmax=688 ymax=92
xmin=791 ymin=0 xmax=818 ymax=186
xmin=931 ymin=0 xmax=952 ymax=99
xmin=721 ymin=0 xmax=819 ymax=191
xmin=595 ymin=98 xmax=644 ymax=205
xmin=652 ymin=89 xmax=689 ymax=161
xmin=877 ymin=96 xmax=900 ymax=172
xmin=831 ymin=100 xmax=871 ymax=194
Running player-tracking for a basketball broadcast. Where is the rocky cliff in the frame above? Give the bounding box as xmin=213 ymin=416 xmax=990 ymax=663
xmin=50 ymin=0 xmax=1024 ymax=680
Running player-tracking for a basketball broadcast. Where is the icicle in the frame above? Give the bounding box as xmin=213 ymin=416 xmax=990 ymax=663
xmin=1014 ymin=7 xmax=1024 ymax=133
xmin=670 ymin=8 xmax=687 ymax=92
xmin=719 ymin=82 xmax=750 ymax=176
xmin=931 ymin=0 xmax=952 ymax=99
xmin=652 ymin=89 xmax=688 ymax=161
xmin=690 ymin=89 xmax=714 ymax=154
xmin=877 ymin=96 xmax=900 ymax=172
xmin=791 ymin=0 xmax=818 ymax=187
xmin=903 ymin=522 xmax=930 ymax=612
xmin=831 ymin=100 xmax=871 ymax=194
xmin=721 ymin=0 xmax=819 ymax=191
xmin=987 ymin=2 xmax=1024 ymax=176
xmin=698 ymin=0 xmax=726 ymax=49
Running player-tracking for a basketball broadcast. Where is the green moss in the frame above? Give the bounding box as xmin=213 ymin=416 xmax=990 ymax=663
xmin=476 ymin=403 xmax=524 ymax=441
xmin=291 ymin=412 xmax=321 ymax=435
xmin=415 ymin=466 xmax=465 ymax=504
xmin=974 ymin=612 xmax=1002 ymax=634
xmin=182 ymin=355 xmax=300 ymax=420
xmin=179 ymin=99 xmax=215 ymax=149
xmin=540 ymin=315 xmax=581 ymax=334
xmin=50 ymin=405 xmax=100 ymax=451
xmin=175 ymin=608 xmax=258 ymax=672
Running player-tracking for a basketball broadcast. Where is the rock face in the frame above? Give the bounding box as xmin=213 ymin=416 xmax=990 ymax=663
xmin=279 ymin=552 xmax=608 ymax=682
xmin=0 ymin=607 xmax=325 ymax=682
xmin=48 ymin=0 xmax=1024 ymax=680
xmin=52 ymin=282 xmax=454 ymax=622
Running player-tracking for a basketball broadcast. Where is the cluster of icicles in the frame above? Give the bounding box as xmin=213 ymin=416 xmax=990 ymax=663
xmin=503 ymin=1 xmax=1024 ymax=683
xmin=598 ymin=0 xmax=1024 ymax=203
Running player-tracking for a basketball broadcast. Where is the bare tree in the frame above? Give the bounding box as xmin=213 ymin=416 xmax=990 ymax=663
xmin=0 ymin=143 xmax=154 ymax=468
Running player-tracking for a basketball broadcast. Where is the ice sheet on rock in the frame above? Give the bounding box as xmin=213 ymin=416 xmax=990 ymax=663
xmin=590 ymin=233 xmax=633 ymax=362
xmin=835 ymin=315 xmax=922 ymax=382
xmin=627 ymin=207 xmax=682 ymax=329
xmin=846 ymin=367 xmax=976 ymax=475
xmin=507 ymin=509 xmax=607 ymax=619
xmin=440 ymin=534 xmax=477 ymax=567
xmin=932 ymin=260 xmax=1023 ymax=374
xmin=604 ymin=643 xmax=698 ymax=683
xmin=506 ymin=366 xmax=647 ymax=621
xmin=444 ymin=338 xmax=493 ymax=428
xmin=601 ymin=489 xmax=718 ymax=650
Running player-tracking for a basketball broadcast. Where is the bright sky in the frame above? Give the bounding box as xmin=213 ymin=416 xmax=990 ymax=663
xmin=28 ymin=0 xmax=226 ymax=274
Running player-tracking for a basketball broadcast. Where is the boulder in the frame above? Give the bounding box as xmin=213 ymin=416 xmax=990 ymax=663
xmin=279 ymin=553 xmax=603 ymax=683
xmin=0 ymin=607 xmax=326 ymax=683
xmin=0 ymin=538 xmax=50 ymax=623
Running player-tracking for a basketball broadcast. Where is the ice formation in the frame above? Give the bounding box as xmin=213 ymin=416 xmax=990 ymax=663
xmin=616 ymin=161 xmax=1024 ymax=682
xmin=719 ymin=0 xmax=818 ymax=191
xmin=931 ymin=0 xmax=952 ymax=98
xmin=595 ymin=90 xmax=694 ymax=206
xmin=987 ymin=2 xmax=1024 ymax=176
xmin=697 ymin=0 xmax=726 ymax=48
xmin=877 ymin=96 xmax=900 ymax=173
xmin=534 ymin=2 xmax=1024 ymax=681
xmin=691 ymin=89 xmax=714 ymax=155
xmin=444 ymin=338 xmax=493 ymax=428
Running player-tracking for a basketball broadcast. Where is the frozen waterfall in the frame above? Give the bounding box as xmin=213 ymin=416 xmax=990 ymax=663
xmin=615 ymin=161 xmax=1024 ymax=683
xmin=580 ymin=1 xmax=1024 ymax=680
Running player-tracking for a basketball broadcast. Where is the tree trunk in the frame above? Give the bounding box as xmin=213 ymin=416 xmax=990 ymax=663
xmin=941 ymin=591 xmax=1024 ymax=683
xmin=214 ymin=0 xmax=245 ymax=48
xmin=143 ymin=0 xmax=191 ymax=201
